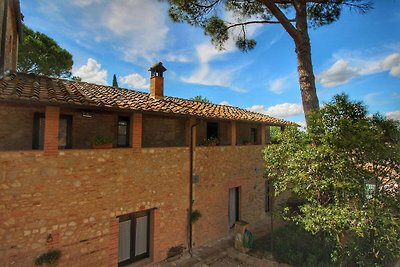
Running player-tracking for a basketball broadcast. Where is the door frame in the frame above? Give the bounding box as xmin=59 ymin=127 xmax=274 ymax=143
xmin=228 ymin=187 xmax=240 ymax=228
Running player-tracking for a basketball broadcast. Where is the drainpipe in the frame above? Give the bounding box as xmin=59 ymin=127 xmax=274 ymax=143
xmin=189 ymin=119 xmax=201 ymax=255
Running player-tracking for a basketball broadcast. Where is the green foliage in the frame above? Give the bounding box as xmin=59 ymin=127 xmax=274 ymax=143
xmin=163 ymin=0 xmax=371 ymax=51
xmin=34 ymin=249 xmax=61 ymax=265
xmin=269 ymin=224 xmax=336 ymax=267
xmin=270 ymin=126 xmax=282 ymax=144
xmin=190 ymin=95 xmax=212 ymax=103
xmin=112 ymin=74 xmax=119 ymax=87
xmin=92 ymin=135 xmax=113 ymax=145
xmin=18 ymin=25 xmax=73 ymax=78
xmin=190 ymin=210 xmax=202 ymax=224
xmin=264 ymin=94 xmax=400 ymax=266
xmin=202 ymin=137 xmax=218 ymax=146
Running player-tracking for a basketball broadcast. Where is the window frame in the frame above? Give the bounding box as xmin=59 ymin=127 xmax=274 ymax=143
xmin=32 ymin=112 xmax=45 ymax=150
xmin=117 ymin=116 xmax=130 ymax=148
xmin=32 ymin=112 xmax=73 ymax=150
xmin=118 ymin=210 xmax=151 ymax=266
xmin=59 ymin=115 xmax=73 ymax=149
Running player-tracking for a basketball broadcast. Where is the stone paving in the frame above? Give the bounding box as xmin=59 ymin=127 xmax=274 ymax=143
xmin=157 ymin=220 xmax=291 ymax=267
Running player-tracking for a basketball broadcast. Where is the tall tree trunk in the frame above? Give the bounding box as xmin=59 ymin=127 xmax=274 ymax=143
xmin=294 ymin=1 xmax=319 ymax=126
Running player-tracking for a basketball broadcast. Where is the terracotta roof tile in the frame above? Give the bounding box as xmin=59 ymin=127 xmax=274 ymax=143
xmin=0 ymin=73 xmax=294 ymax=125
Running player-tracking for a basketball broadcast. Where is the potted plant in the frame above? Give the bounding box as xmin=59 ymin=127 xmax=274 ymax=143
xmin=242 ymin=138 xmax=253 ymax=145
xmin=91 ymin=135 xmax=113 ymax=149
xmin=202 ymin=137 xmax=218 ymax=146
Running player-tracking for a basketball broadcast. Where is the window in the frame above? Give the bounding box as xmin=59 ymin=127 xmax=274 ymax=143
xmin=207 ymin=122 xmax=219 ymax=140
xmin=59 ymin=115 xmax=72 ymax=149
xmin=32 ymin=113 xmax=45 ymax=149
xmin=32 ymin=113 xmax=72 ymax=150
xmin=228 ymin=187 xmax=240 ymax=228
xmin=117 ymin=116 xmax=130 ymax=147
xmin=251 ymin=128 xmax=257 ymax=144
xmin=118 ymin=210 xmax=150 ymax=266
xmin=265 ymin=180 xmax=273 ymax=212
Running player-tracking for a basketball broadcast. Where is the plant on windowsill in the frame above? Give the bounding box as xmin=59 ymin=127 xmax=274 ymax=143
xmin=202 ymin=137 xmax=218 ymax=146
xmin=242 ymin=139 xmax=253 ymax=145
xmin=34 ymin=249 xmax=61 ymax=266
xmin=91 ymin=135 xmax=113 ymax=149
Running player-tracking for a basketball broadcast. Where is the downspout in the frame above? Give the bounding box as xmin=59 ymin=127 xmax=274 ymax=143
xmin=189 ymin=119 xmax=200 ymax=255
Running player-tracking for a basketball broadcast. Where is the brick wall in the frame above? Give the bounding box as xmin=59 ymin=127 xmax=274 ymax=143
xmin=192 ymin=146 xmax=266 ymax=246
xmin=0 ymin=146 xmax=269 ymax=266
xmin=0 ymin=105 xmax=44 ymax=150
xmin=142 ymin=114 xmax=186 ymax=147
xmin=236 ymin=122 xmax=262 ymax=145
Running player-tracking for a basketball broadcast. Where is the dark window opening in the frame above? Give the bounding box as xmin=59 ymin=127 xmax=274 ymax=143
xmin=229 ymin=187 xmax=240 ymax=228
xmin=265 ymin=180 xmax=273 ymax=212
xmin=118 ymin=210 xmax=150 ymax=266
xmin=117 ymin=116 xmax=130 ymax=147
xmin=32 ymin=113 xmax=45 ymax=150
xmin=33 ymin=113 xmax=72 ymax=150
xmin=251 ymin=128 xmax=257 ymax=144
xmin=207 ymin=122 xmax=219 ymax=140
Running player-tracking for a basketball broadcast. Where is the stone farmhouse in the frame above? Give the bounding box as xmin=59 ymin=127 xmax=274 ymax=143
xmin=0 ymin=1 xmax=291 ymax=266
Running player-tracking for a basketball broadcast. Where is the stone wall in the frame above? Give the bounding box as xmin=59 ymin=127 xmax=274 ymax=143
xmin=0 ymin=145 xmax=269 ymax=267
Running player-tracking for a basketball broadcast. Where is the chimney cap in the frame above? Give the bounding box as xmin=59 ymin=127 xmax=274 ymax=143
xmin=149 ymin=62 xmax=167 ymax=77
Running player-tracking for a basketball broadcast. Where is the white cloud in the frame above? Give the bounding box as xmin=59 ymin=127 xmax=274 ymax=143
xmin=268 ymin=78 xmax=287 ymax=94
xmin=317 ymin=53 xmax=400 ymax=87
xmin=317 ymin=59 xmax=358 ymax=87
xmin=119 ymin=73 xmax=149 ymax=90
xmin=182 ymin=64 xmax=232 ymax=87
xmin=73 ymin=58 xmax=108 ymax=85
xmin=71 ymin=0 xmax=169 ymax=63
xmin=180 ymin=10 xmax=263 ymax=91
xmin=386 ymin=110 xmax=400 ymax=121
xmin=70 ymin=0 xmax=102 ymax=7
xmin=165 ymin=54 xmax=191 ymax=63
xmin=102 ymin=1 xmax=169 ymax=62
xmin=247 ymin=103 xmax=303 ymax=118
xmin=219 ymin=101 xmax=232 ymax=106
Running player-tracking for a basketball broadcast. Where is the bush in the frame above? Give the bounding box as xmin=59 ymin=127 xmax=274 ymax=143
xmin=270 ymin=224 xmax=335 ymax=267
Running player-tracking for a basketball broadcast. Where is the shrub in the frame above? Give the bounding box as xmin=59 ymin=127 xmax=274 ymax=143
xmin=270 ymin=224 xmax=335 ymax=267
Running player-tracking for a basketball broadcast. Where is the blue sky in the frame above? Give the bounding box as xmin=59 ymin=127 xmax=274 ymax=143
xmin=21 ymin=0 xmax=400 ymax=125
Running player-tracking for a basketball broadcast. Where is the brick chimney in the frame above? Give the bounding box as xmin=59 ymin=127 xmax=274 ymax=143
xmin=0 ymin=0 xmax=23 ymax=76
xmin=149 ymin=62 xmax=167 ymax=99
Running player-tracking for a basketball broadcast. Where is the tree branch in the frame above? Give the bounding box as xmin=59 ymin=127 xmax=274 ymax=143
xmin=193 ymin=0 xmax=221 ymax=9
xmin=226 ymin=19 xmax=295 ymax=30
xmin=256 ymin=0 xmax=301 ymax=42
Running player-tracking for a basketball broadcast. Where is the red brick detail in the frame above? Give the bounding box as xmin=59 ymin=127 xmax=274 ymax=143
xmin=150 ymin=76 xmax=164 ymax=99
xmin=108 ymin=218 xmax=119 ymax=267
xmin=132 ymin=113 xmax=142 ymax=153
xmin=231 ymin=121 xmax=236 ymax=146
xmin=44 ymin=106 xmax=59 ymax=156
xmin=152 ymin=208 xmax=162 ymax=263
xmin=261 ymin=125 xmax=266 ymax=145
